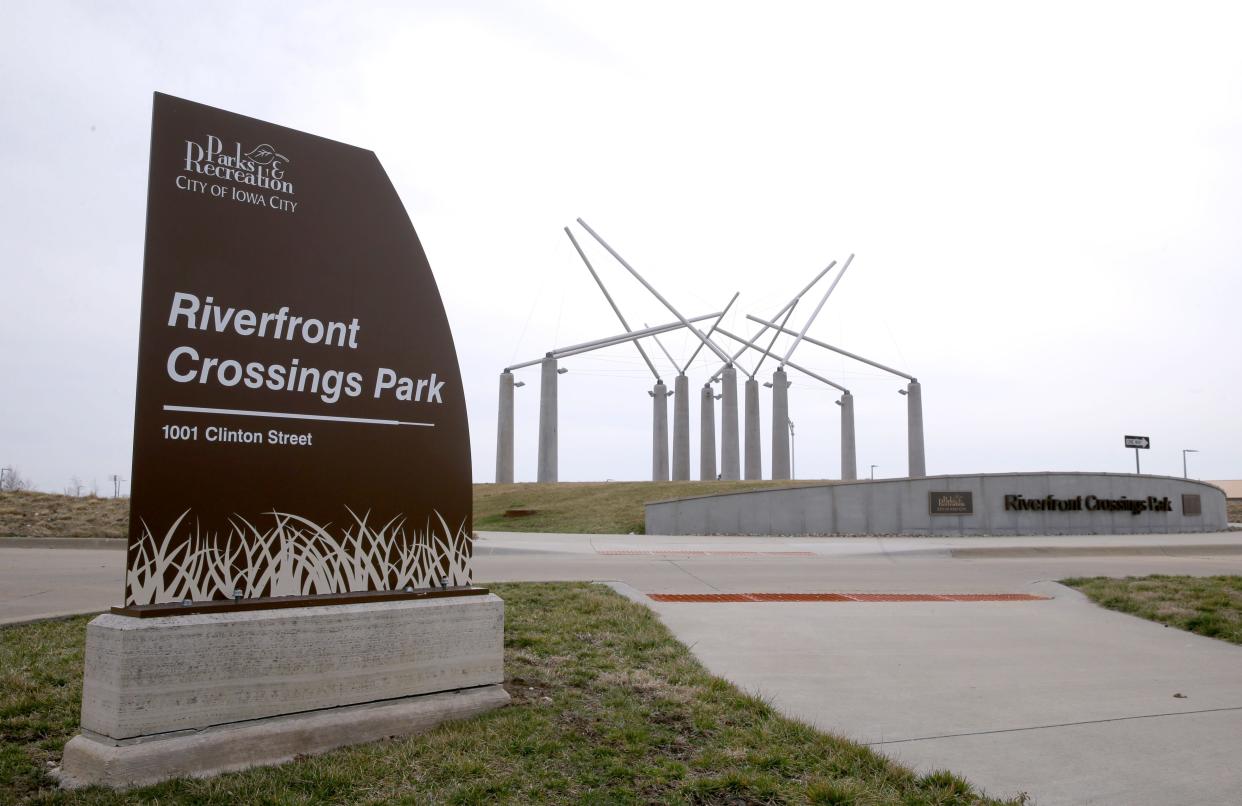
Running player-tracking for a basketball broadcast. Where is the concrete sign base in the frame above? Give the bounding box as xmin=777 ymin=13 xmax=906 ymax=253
xmin=645 ymin=472 xmax=1229 ymax=536
xmin=59 ymin=595 xmax=507 ymax=788
xmin=57 ymin=685 xmax=508 ymax=790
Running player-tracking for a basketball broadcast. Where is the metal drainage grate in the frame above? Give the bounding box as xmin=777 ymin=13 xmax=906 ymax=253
xmin=597 ymin=550 xmax=816 ymax=557
xmin=647 ymin=593 xmax=1051 ymax=603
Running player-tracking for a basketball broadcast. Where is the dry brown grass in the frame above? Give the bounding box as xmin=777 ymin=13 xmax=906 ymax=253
xmin=2 ymin=480 xmax=836 ymax=539
xmin=0 ymin=491 xmax=128 ymax=538
xmin=1229 ymin=499 xmax=1242 ymax=523
xmin=474 ymin=480 xmax=830 ymax=534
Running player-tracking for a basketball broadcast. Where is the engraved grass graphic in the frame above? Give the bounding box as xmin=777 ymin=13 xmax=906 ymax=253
xmin=126 ymin=509 xmax=471 ymax=606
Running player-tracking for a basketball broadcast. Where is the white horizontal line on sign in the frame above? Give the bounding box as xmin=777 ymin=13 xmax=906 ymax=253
xmin=163 ymin=404 xmax=434 ymax=427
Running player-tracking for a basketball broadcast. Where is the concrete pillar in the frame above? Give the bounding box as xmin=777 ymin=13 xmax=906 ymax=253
xmin=720 ymin=367 xmax=740 ymax=480
xmin=839 ymin=392 xmax=857 ymax=481
xmin=651 ymin=381 xmax=669 ymax=481
xmin=495 ymin=371 xmax=515 ymax=484
xmin=700 ymin=385 xmax=717 ymax=480
xmin=907 ymin=380 xmax=926 ymax=478
xmin=744 ymin=377 xmax=762 ymax=480
xmin=770 ymin=368 xmax=790 ymax=480
xmin=672 ymin=374 xmax=690 ymax=480
xmin=537 ymin=357 xmax=557 ymax=483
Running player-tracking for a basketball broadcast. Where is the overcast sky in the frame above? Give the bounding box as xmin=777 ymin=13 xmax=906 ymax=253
xmin=2 ymin=1 xmax=1240 ymax=494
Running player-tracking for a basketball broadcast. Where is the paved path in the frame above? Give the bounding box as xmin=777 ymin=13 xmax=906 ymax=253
xmin=477 ymin=532 xmax=1242 ymax=805
xmin=4 ymin=531 xmax=1242 ymax=804
xmin=0 ymin=546 xmax=123 ymax=624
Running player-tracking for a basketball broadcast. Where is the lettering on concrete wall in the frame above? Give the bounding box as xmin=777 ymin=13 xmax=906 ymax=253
xmin=1003 ymin=494 xmax=1173 ymax=516
xmin=928 ymin=491 xmax=973 ymax=515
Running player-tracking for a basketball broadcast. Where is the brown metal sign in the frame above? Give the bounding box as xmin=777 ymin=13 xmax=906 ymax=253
xmin=928 ymin=491 xmax=973 ymax=515
xmin=123 ymin=93 xmax=471 ymax=608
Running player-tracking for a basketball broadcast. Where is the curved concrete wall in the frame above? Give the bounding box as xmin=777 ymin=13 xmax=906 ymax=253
xmin=645 ymin=473 xmax=1229 ymax=536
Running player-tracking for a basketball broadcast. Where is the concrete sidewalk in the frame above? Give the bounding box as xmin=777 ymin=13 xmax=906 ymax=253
xmin=644 ymin=580 xmax=1242 ymax=805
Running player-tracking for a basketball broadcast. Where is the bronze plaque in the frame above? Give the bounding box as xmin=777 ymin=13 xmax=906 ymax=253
xmin=1182 ymin=494 xmax=1202 ymax=516
xmin=929 ymin=491 xmax=973 ymax=515
xmin=124 ymin=93 xmax=471 ymax=608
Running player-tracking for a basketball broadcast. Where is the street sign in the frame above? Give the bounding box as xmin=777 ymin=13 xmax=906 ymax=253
xmin=1125 ymin=435 xmax=1151 ymax=449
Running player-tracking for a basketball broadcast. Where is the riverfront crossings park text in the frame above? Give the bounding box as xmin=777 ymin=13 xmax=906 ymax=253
xmin=1004 ymin=493 xmax=1174 ymax=516
xmin=164 ymin=291 xmax=446 ymax=406
xmin=176 ymin=134 xmax=299 ymax=213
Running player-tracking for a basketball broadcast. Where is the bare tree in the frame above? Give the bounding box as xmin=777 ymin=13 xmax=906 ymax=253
xmin=66 ymin=476 xmax=84 ymax=497
xmin=0 ymin=465 xmax=31 ymax=492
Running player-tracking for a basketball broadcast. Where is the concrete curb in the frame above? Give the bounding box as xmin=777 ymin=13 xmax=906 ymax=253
xmin=594 ymin=579 xmax=652 ymax=606
xmin=951 ymin=544 xmax=1242 ymax=559
xmin=0 ymin=537 xmax=125 ymax=549
xmin=0 ymin=611 xmax=108 ymax=629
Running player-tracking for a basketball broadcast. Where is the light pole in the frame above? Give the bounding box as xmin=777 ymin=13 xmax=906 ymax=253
xmin=870 ymin=464 xmax=878 ymax=480
xmin=788 ymin=419 xmax=796 ymax=479
xmin=1183 ymin=449 xmax=1198 ymax=479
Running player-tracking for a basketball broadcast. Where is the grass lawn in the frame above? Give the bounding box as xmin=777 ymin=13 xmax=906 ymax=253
xmin=2 ymin=482 xmax=831 ymax=539
xmin=1062 ymin=575 xmax=1242 ymax=644
xmin=1 ymin=582 xmax=1022 ymax=805
xmin=474 ymin=480 xmax=828 ymax=534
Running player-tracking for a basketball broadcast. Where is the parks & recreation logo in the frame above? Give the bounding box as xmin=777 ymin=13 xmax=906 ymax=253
xmin=175 ymin=133 xmax=298 ymax=213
